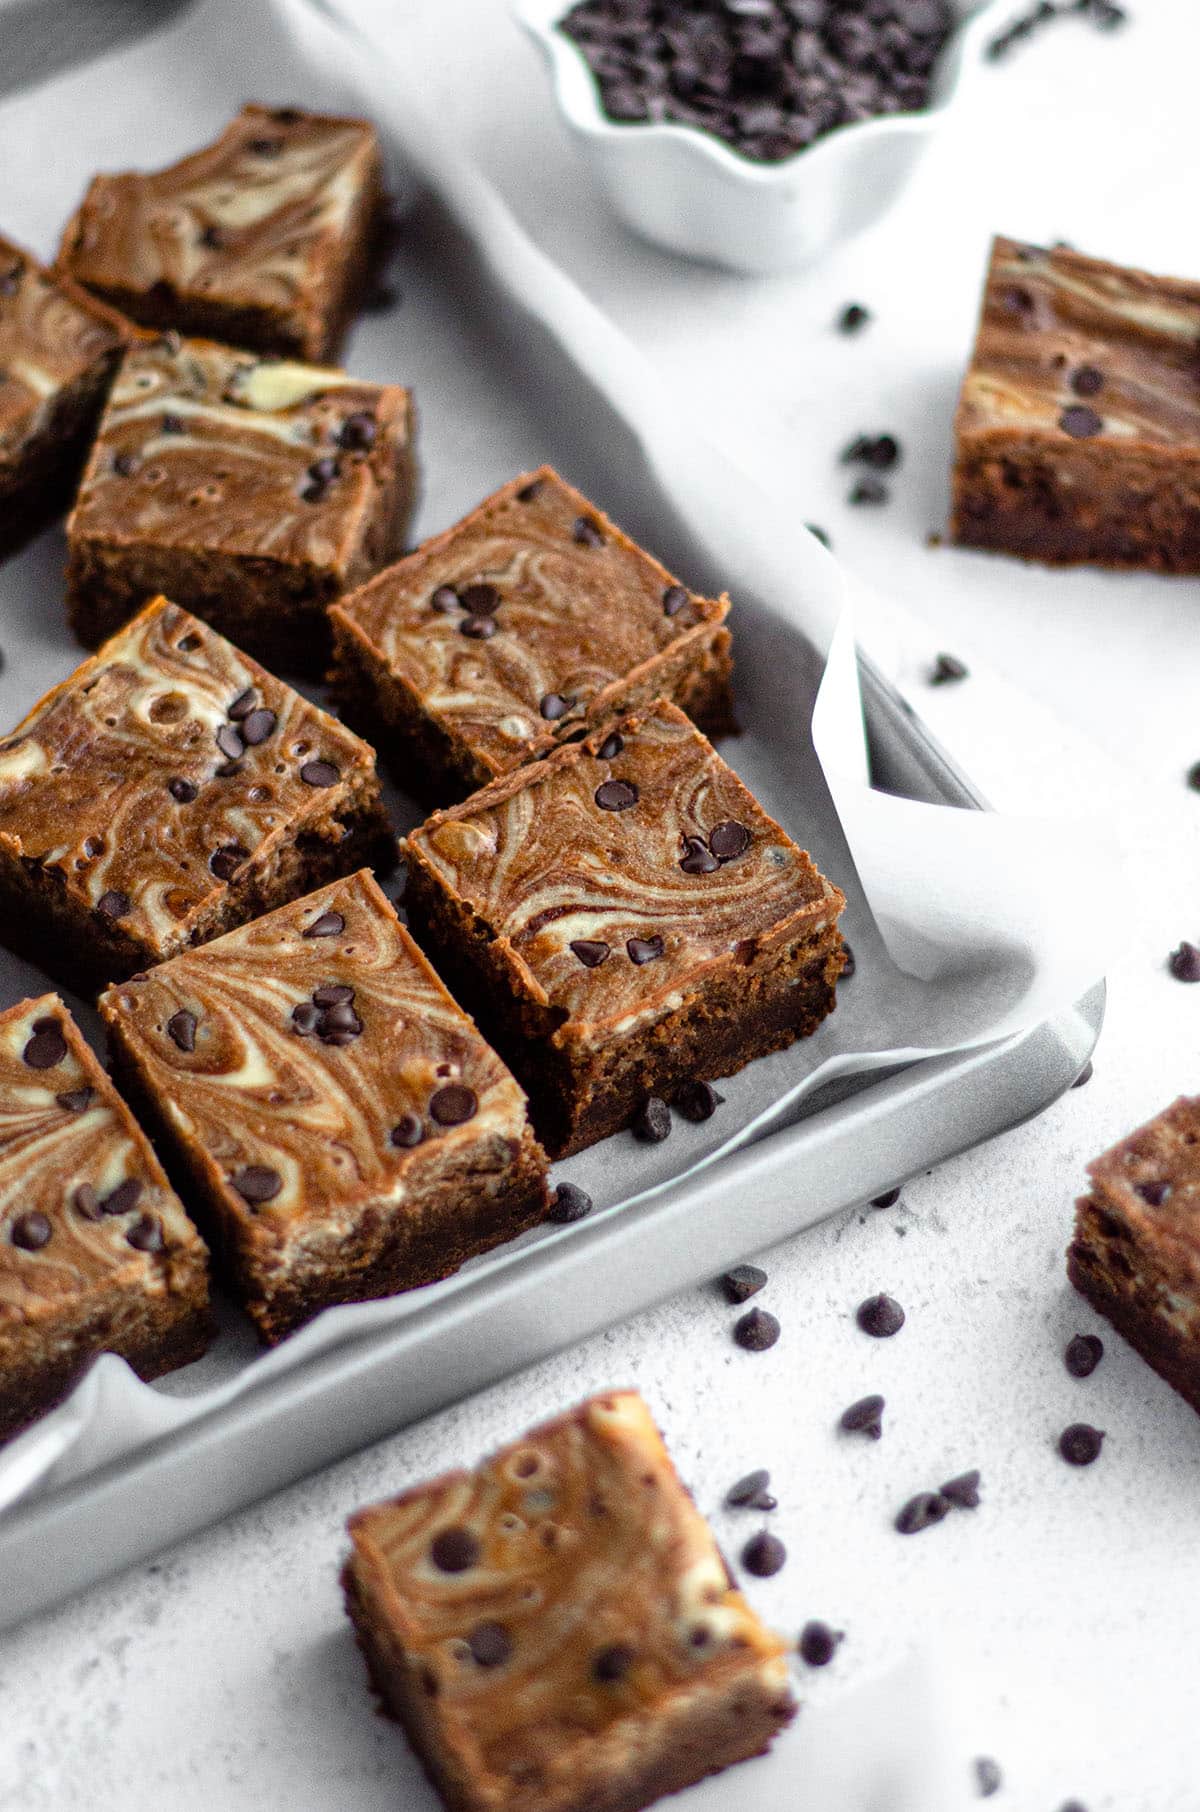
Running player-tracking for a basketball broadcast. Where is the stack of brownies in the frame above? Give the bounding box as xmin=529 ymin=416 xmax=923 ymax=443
xmin=0 ymin=104 xmax=848 ymax=1442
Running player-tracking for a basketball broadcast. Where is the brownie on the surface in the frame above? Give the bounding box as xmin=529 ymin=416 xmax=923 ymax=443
xmin=65 ymin=334 xmax=416 ymax=670
xmin=329 ymin=467 xmax=733 ymax=805
xmin=342 ymin=1389 xmax=796 ymax=1812
xmin=0 ymin=232 xmax=131 ymax=558
xmin=0 ymin=596 xmax=390 ymax=994
xmin=57 ymin=104 xmax=384 ymax=361
xmin=99 ymin=869 xmax=551 ymax=1345
xmin=403 ymin=699 xmax=846 ymax=1158
xmin=0 ymin=993 xmax=210 ymax=1444
xmin=951 ymin=235 xmax=1200 ymax=571
xmin=1069 ymin=1096 xmax=1200 ymax=1416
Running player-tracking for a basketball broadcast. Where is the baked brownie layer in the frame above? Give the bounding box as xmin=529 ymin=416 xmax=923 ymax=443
xmin=1069 ymin=1095 xmax=1200 ymax=1417
xmin=99 ymin=870 xmax=550 ymax=1344
xmin=343 ymin=1390 xmax=795 ymax=1812
xmin=0 ymin=596 xmax=389 ymax=993
xmin=0 ymin=233 xmax=131 ymax=558
xmin=329 ymin=467 xmax=733 ymax=805
xmin=57 ymin=105 xmax=384 ymax=361
xmin=404 ymin=700 xmax=845 ymax=1157
xmin=66 ymin=336 xmax=416 ymax=671
xmin=0 ymin=994 xmax=210 ymax=1444
xmin=951 ymin=236 xmax=1200 ymax=571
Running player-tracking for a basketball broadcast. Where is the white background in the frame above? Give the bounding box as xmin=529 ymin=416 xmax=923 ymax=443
xmin=3 ymin=2 xmax=1200 ymax=1809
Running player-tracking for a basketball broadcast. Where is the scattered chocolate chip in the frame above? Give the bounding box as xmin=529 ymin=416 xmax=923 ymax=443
xmin=22 ymin=1023 xmax=66 ymax=1069
xmin=1059 ymin=404 xmax=1103 ymax=439
xmin=726 ymin=1468 xmax=772 ymax=1508
xmin=215 ymin=724 xmax=245 ymax=762
xmin=55 ymin=1088 xmax=94 ymax=1113
xmin=627 ymin=935 xmax=665 ymax=965
xmin=837 ymin=302 xmax=871 ymax=334
xmin=430 ymin=1084 xmax=478 ymax=1126
xmin=168 ymin=777 xmax=198 ymax=803
xmin=10 ymin=1211 xmax=52 ymax=1251
xmin=840 ymin=1394 xmax=885 ymax=1439
xmin=680 ymin=836 xmax=720 ymax=875
xmin=940 ymin=1470 xmax=981 ymax=1509
xmin=430 ymin=585 xmax=459 ymax=613
xmin=304 ymin=911 xmax=345 ymax=939
xmin=467 ymin=1622 xmax=512 ymax=1668
xmin=572 ymin=515 xmax=604 ymax=547
xmin=592 ymin=1644 xmax=634 ymax=1683
xmin=930 ymin=651 xmax=969 ymax=685
xmin=857 ymin=1293 xmax=905 ymax=1338
xmin=806 ymin=524 xmax=831 ymax=549
xmin=548 ymin=1181 xmax=593 ymax=1224
xmin=895 ymin=1491 xmax=950 ymax=1535
xmin=112 ymin=452 xmax=139 ymax=477
xmin=209 ymin=842 xmax=248 ymax=881
xmin=799 ymin=1621 xmax=844 ymax=1667
xmin=841 ymin=943 xmax=856 ymax=979
xmin=540 ymin=692 xmax=572 ymax=721
xmin=240 ymin=708 xmax=276 ymax=746
xmin=1072 ymin=1060 xmax=1093 ymax=1088
xmin=299 ymin=760 xmax=339 ymax=788
xmin=709 ymin=819 xmax=750 ymax=860
xmin=1169 ymin=941 xmax=1200 ymax=982
xmin=871 ymin=1188 xmax=901 ymax=1209
xmin=662 ymin=585 xmax=689 ymax=616
xmin=843 ymin=432 xmax=900 ymax=471
xmin=570 ymin=939 xmax=610 ymax=971
xmin=1059 ymin=1422 xmax=1104 ymax=1466
xmin=338 ymin=411 xmax=377 ymax=451
xmin=167 ymin=1010 xmax=197 ymax=1052
xmin=596 ymin=732 xmax=624 ymax=761
xmin=390 ymin=1114 xmax=423 ymax=1148
xmin=1070 ymin=366 xmax=1104 ymax=398
xmin=96 ymin=889 xmax=131 ymax=919
xmin=595 ymin=779 xmax=638 ymax=811
xmin=460 ymin=615 xmax=498 ymax=640
xmin=674 ymin=1080 xmax=722 ymax=1122
xmin=232 ymin=1165 xmax=282 ymax=1204
xmin=430 ymin=1527 xmax=479 ymax=1573
xmin=721 ymin=1264 xmax=767 ymax=1304
xmin=632 ymin=1095 xmax=671 ymax=1143
xmin=741 ymin=1529 xmax=787 ymax=1577
xmin=975 ymin=1756 xmax=1003 ymax=1798
xmin=73 ymin=1184 xmax=101 ymax=1220
xmin=127 ymin=1214 xmax=164 ymax=1253
xmin=849 ymin=475 xmax=889 ymax=506
xmin=734 ymin=1306 xmax=780 ymax=1352
xmin=1065 ymin=1332 xmax=1104 ymax=1378
xmin=1135 ymin=1180 xmax=1170 ymax=1206
xmin=102 ymin=1178 xmax=143 ymax=1218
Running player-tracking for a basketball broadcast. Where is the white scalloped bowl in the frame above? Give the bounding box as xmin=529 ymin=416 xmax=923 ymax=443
xmin=515 ymin=0 xmax=1004 ymax=274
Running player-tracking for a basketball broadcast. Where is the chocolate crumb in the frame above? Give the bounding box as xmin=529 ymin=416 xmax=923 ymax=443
xmin=930 ymin=651 xmax=969 ymax=685
xmin=837 ymin=303 xmax=871 ymax=335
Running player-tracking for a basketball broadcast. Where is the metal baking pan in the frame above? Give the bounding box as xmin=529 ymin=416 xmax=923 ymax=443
xmin=0 ymin=0 xmax=1103 ymax=1630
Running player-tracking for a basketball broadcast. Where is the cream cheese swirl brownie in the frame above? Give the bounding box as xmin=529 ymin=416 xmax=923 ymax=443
xmin=329 ymin=467 xmax=733 ymax=804
xmin=0 ymin=232 xmax=131 ymax=555
xmin=404 ymin=699 xmax=846 ymax=1156
xmin=99 ymin=870 xmax=550 ymax=1344
xmin=66 ymin=334 xmax=416 ymax=668
xmin=57 ymin=105 xmax=385 ymax=361
xmin=0 ymin=994 xmax=210 ymax=1443
xmin=343 ymin=1390 xmax=795 ymax=1812
xmin=952 ymin=235 xmax=1200 ymax=570
xmin=0 ymin=596 xmax=389 ymax=993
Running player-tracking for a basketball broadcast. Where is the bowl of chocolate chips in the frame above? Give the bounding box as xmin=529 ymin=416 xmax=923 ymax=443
xmin=517 ymin=0 xmax=1004 ymax=272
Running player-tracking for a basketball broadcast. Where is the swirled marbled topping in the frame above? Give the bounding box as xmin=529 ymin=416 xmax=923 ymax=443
xmin=57 ymin=105 xmax=380 ymax=350
xmin=345 ymin=1391 xmax=792 ymax=1785
xmin=0 ymin=596 xmax=380 ymax=957
xmin=98 ymin=870 xmax=535 ymax=1232
xmin=0 ymin=994 xmax=205 ymax=1322
xmin=0 ymin=234 xmax=127 ymax=459
xmin=405 ymin=700 xmax=844 ymax=1035
xmin=68 ymin=335 xmax=413 ymax=566
xmin=958 ymin=236 xmax=1200 ymax=447
xmin=331 ymin=467 xmax=730 ymax=780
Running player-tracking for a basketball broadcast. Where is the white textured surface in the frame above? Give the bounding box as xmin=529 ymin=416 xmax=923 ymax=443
xmin=3 ymin=4 xmax=1200 ymax=1810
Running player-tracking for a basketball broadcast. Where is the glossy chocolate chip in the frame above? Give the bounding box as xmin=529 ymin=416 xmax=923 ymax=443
xmin=215 ymin=724 xmax=245 ymax=761
xmin=931 ymin=652 xmax=969 ymax=685
xmin=167 ymin=1010 xmax=197 ymax=1052
xmin=430 ymin=1526 xmax=479 ymax=1572
xmin=460 ymin=615 xmax=497 ymax=640
xmin=312 ymin=984 xmax=355 ymax=1006
xmin=548 ymin=1182 xmax=593 ymax=1224
xmin=303 ymin=911 xmax=345 ymax=939
xmin=232 ymin=1165 xmax=282 ymax=1204
xmin=662 ymin=585 xmax=689 ymax=616
xmin=734 ymin=1306 xmax=780 ymax=1352
xmin=291 ymin=1001 xmax=320 ymax=1035
xmin=299 ymin=760 xmax=339 ymax=788
xmin=674 ymin=1080 xmax=722 ymax=1122
xmin=73 ymin=1184 xmax=101 ymax=1220
xmin=895 ymin=1492 xmax=950 ymax=1535
xmin=1059 ymin=404 xmax=1103 ymax=438
xmin=840 ymin=1393 xmax=885 ymax=1439
xmin=726 ymin=1468 xmax=772 ymax=1508
xmin=709 ymin=819 xmax=750 ymax=860
xmin=168 ymin=777 xmax=198 ymax=803
xmin=1070 ymin=366 xmax=1104 ymax=398
xmin=460 ymin=583 xmax=501 ymax=616
xmin=595 ymin=779 xmax=638 ymax=811
xmin=102 ymin=1178 xmax=143 ymax=1218
xmin=209 ymin=842 xmax=248 ymax=881
xmin=540 ymin=692 xmax=572 ymax=721
xmin=721 ymin=1264 xmax=767 ymax=1304
xmin=596 ymin=732 xmax=624 ymax=761
xmin=390 ymin=1114 xmax=423 ymax=1148
xmin=339 ymin=411 xmax=377 ymax=450
xmin=570 ymin=938 xmax=610 ymax=968
xmin=127 ymin=1214 xmax=164 ymax=1253
xmin=430 ymin=586 xmax=459 ymax=612
xmin=592 ymin=1644 xmax=634 ymax=1683
xmin=55 ymin=1088 xmax=94 ymax=1113
xmin=467 ymin=1622 xmax=512 ymax=1667
xmin=1059 ymin=1423 xmax=1104 ymax=1466
xmin=23 ymin=1023 xmax=66 ymax=1069
xmin=632 ymin=1095 xmax=671 ymax=1142
xmin=97 ymin=890 xmax=131 ymax=919
xmin=940 ymin=1470 xmax=981 ymax=1509
xmin=572 ymin=515 xmax=604 ymax=547
xmin=11 ymin=1211 xmax=52 ymax=1251
xmin=626 ymin=935 xmax=665 ymax=965
xmin=741 ymin=1530 xmax=787 ymax=1577
xmin=857 ymin=1293 xmax=904 ymax=1337
xmin=799 ymin=1621 xmax=844 ymax=1666
xmin=680 ymin=836 xmax=719 ymax=875
xmin=241 ymin=708 xmax=277 ymax=746
xmin=430 ymin=1084 xmax=478 ymax=1126
xmin=1065 ymin=1333 xmax=1104 ymax=1378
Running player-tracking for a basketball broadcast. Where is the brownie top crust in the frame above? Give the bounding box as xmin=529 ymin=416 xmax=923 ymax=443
xmin=405 ymin=699 xmax=843 ymax=1039
xmin=331 ymin=467 xmax=730 ymax=780
xmin=98 ymin=870 xmax=536 ymax=1229
xmin=0 ymin=596 xmax=377 ymax=955
xmin=0 ymin=233 xmax=127 ymax=456
xmin=68 ymin=334 xmax=412 ymax=566
xmin=346 ymin=1390 xmax=792 ymax=1783
xmin=957 ymin=235 xmax=1200 ymax=448
xmin=1086 ymin=1095 xmax=1200 ymax=1288
xmin=0 ymin=994 xmax=205 ymax=1323
xmin=57 ymin=104 xmax=380 ymax=322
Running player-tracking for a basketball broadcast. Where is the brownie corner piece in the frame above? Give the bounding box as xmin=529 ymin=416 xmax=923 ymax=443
xmin=403 ymin=697 xmax=846 ymax=1157
xmin=0 ymin=595 xmax=389 ymax=994
xmin=65 ymin=334 xmax=416 ymax=669
xmin=98 ymin=868 xmax=550 ymax=1344
xmin=328 ymin=465 xmax=733 ymax=804
xmin=1069 ymin=1094 xmax=1200 ymax=1416
xmin=342 ymin=1389 xmax=795 ymax=1812
xmin=57 ymin=103 xmax=384 ymax=360
xmin=0 ymin=992 xmax=210 ymax=1444
xmin=951 ymin=234 xmax=1200 ymax=571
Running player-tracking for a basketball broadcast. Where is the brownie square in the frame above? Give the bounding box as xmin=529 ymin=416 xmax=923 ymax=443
xmin=951 ymin=235 xmax=1200 ymax=571
xmin=403 ymin=699 xmax=846 ymax=1158
xmin=0 ymin=232 xmax=131 ymax=557
xmin=342 ymin=1389 xmax=795 ymax=1812
xmin=0 ymin=596 xmax=390 ymax=994
xmin=1070 ymin=1096 xmax=1200 ymax=1416
xmin=0 ymin=993 xmax=210 ymax=1444
xmin=99 ymin=869 xmax=551 ymax=1344
xmin=57 ymin=104 xmax=384 ymax=361
xmin=329 ymin=467 xmax=733 ymax=805
xmin=65 ymin=334 xmax=417 ymax=671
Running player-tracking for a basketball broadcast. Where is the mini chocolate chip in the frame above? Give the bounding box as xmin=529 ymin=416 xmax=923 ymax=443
xmin=734 ymin=1306 xmax=780 ymax=1352
xmin=73 ymin=1184 xmax=101 ymax=1220
xmin=592 ymin=1644 xmax=633 ymax=1683
xmin=459 ymin=583 xmax=501 ymax=616
xmin=97 ymin=890 xmax=131 ymax=919
xmin=1065 ymin=1333 xmax=1104 ymax=1378
xmin=549 ymin=1182 xmax=593 ymax=1224
xmin=1072 ymin=1060 xmax=1094 ymax=1088
xmin=895 ymin=1492 xmax=950 ymax=1535
xmin=430 ymin=585 xmax=459 ymax=613
xmin=572 ymin=515 xmax=604 ymax=547
xmin=871 ymin=1188 xmax=901 ymax=1209
xmin=841 ymin=943 xmax=856 ymax=979
xmin=721 ymin=1264 xmax=766 ymax=1304
xmin=303 ymin=911 xmax=345 ymax=939
xmin=1059 ymin=404 xmax=1103 ymax=438
xmin=596 ymin=732 xmax=623 ymax=761
xmin=390 ymin=1114 xmax=423 ymax=1148
xmin=240 ymin=708 xmax=276 ymax=746
xmin=300 ymin=760 xmax=339 ymax=788
xmin=168 ymin=777 xmax=198 ymax=803
xmin=1135 ymin=1180 xmax=1171 ymax=1206
xmin=161 ymin=412 xmax=186 ymax=434
xmin=1070 ymin=366 xmax=1104 ymax=398
xmin=127 ymin=1214 xmax=164 ymax=1253
xmin=430 ymin=1527 xmax=479 ymax=1572
xmin=338 ymin=411 xmax=377 ymax=450
xmin=837 ymin=302 xmax=871 ymax=334
xmin=113 ymin=452 xmax=139 ymax=477
xmin=22 ymin=1024 xmax=66 ymax=1069
xmin=467 ymin=1622 xmax=512 ymax=1668
xmin=310 ymin=457 xmax=339 ymax=485
xmin=517 ymin=479 xmax=543 ymax=503
xmin=11 ymin=1211 xmax=52 ymax=1251
xmin=975 ymin=1757 xmax=1003 ymax=1797
xmin=460 ymin=615 xmax=497 ymax=640
xmin=540 ymin=692 xmax=572 ymax=721
xmin=726 ymin=1468 xmax=771 ymax=1508
xmin=940 ymin=1470 xmax=981 ymax=1509
xmin=632 ymin=1095 xmax=671 ymax=1142
xmin=709 ymin=819 xmax=750 ymax=860
xmin=209 ymin=842 xmax=248 ymax=881
xmin=430 ymin=1084 xmax=478 ymax=1126
xmin=199 ymin=223 xmax=226 ymax=251
xmin=680 ymin=836 xmax=719 ymax=875
xmin=312 ymin=983 xmax=355 ymax=1006
xmin=662 ymin=585 xmax=689 ymax=616
xmin=291 ymin=1001 xmax=320 ymax=1035
xmin=849 ymin=476 xmax=889 ymax=506
xmin=103 ymin=1178 xmax=143 ymax=1218
xmin=930 ymin=652 xmax=969 ymax=685
xmin=570 ymin=939 xmax=610 ymax=968
xmin=840 ymin=1394 xmax=885 ymax=1439
xmin=248 ymin=136 xmax=284 ymax=155
xmin=674 ymin=1079 xmax=722 ymax=1122
xmin=232 ymin=1165 xmax=282 ymax=1204
xmin=55 ymin=1088 xmax=94 ymax=1113
xmin=857 ymin=1293 xmax=905 ymax=1337
xmin=627 ymin=935 xmax=664 ymax=965
xmin=741 ymin=1530 xmax=786 ymax=1577
xmin=1059 ymin=1423 xmax=1104 ymax=1466
xmin=167 ymin=1010 xmax=197 ymax=1052
xmin=799 ymin=1621 xmax=844 ymax=1666
xmin=595 ymin=779 xmax=638 ymax=811
xmin=215 ymin=724 xmax=245 ymax=761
